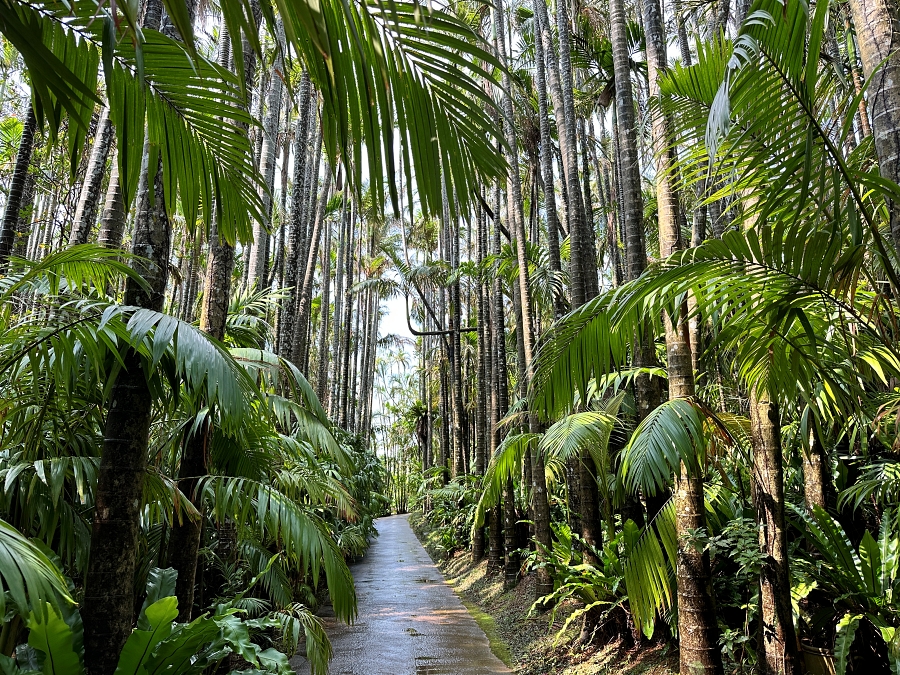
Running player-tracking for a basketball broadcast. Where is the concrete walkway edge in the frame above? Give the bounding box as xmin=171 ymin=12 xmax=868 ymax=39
xmin=291 ymin=514 xmax=512 ymax=675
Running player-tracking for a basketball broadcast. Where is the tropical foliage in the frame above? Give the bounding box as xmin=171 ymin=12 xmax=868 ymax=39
xmin=2 ymin=0 xmax=900 ymax=670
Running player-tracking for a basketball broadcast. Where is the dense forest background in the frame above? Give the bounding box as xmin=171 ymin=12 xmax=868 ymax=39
xmin=0 ymin=0 xmax=899 ymax=672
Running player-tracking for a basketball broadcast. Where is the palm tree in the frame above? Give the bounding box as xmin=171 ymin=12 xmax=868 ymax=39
xmin=0 ymin=105 xmax=36 ymax=268
xmin=749 ymin=387 xmax=800 ymax=674
xmin=530 ymin=0 xmax=565 ymax=320
xmin=293 ymin=167 xmax=335 ymax=366
xmin=494 ymin=0 xmax=553 ymax=598
xmin=82 ymin=0 xmax=186 ymax=663
xmin=845 ymin=0 xmax=900 ymax=255
xmin=248 ymin=21 xmax=286 ymax=289
xmin=491 ymin=181 xmax=519 ymax=589
xmin=642 ymin=0 xmax=724 ymax=669
xmin=278 ymin=70 xmax=312 ymax=358
xmin=473 ymin=199 xmax=490 ymax=563
xmin=68 ymin=106 xmax=113 ymax=246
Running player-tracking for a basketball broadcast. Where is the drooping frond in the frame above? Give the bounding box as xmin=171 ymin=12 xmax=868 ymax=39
xmin=202 ymin=476 xmax=357 ymax=621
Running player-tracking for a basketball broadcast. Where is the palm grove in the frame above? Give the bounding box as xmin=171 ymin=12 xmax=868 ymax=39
xmin=0 ymin=0 xmax=898 ymax=671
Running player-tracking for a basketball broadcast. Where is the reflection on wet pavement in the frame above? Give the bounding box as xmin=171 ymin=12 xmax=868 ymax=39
xmin=290 ymin=514 xmax=512 ymax=675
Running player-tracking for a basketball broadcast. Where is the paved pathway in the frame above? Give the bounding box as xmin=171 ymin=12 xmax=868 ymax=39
xmin=291 ymin=514 xmax=512 ymax=675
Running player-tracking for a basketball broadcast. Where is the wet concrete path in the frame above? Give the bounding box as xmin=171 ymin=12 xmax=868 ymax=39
xmin=291 ymin=514 xmax=512 ymax=675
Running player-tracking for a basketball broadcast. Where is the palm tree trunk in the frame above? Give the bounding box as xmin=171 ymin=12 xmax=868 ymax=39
xmin=69 ymin=107 xmax=113 ymax=246
xmin=168 ymin=14 xmax=258 ymax=622
xmin=641 ymin=0 xmax=723 ymax=670
xmin=278 ymin=72 xmax=312 ymax=356
xmin=610 ymin=0 xmax=645 ymax=282
xmin=362 ymin=285 xmax=380 ymax=440
xmin=842 ymin=11 xmax=873 ymax=141
xmin=293 ymin=167 xmax=333 ymax=366
xmin=302 ymin=104 xmax=323 ymax=261
xmin=315 ymin=216 xmax=333 ymax=400
xmin=802 ymin=425 xmax=830 ymax=512
xmin=529 ymin=0 xmax=564 ymax=319
xmin=81 ymin=1 xmax=175 ymax=666
xmin=248 ymin=20 xmax=285 ymax=289
xmin=0 ymin=105 xmax=37 ymax=269
xmin=846 ymin=0 xmax=900 ymax=254
xmin=473 ymin=200 xmax=489 ymax=563
xmin=329 ymin=197 xmax=348 ymax=418
xmin=12 ymin=171 xmax=36 ymax=260
xmin=297 ymin=132 xmax=324 ymax=371
xmin=444 ymin=185 xmax=467 ymax=478
xmin=268 ymin=105 xmax=292 ymax=296
xmin=97 ymin=161 xmax=126 ymax=249
xmin=338 ymin=205 xmax=355 ymax=427
xmin=578 ymin=116 xmax=599 ymax=297
xmin=750 ymin=387 xmax=801 ymax=675
xmin=83 ymin=149 xmax=171 ymax=675
xmin=497 ymin=2 xmax=552 ymax=598
xmin=348 ymin=270 xmax=361 ymax=430
xmin=532 ymin=0 xmax=589 ymax=307
xmin=491 ymin=182 xmax=517 ymax=587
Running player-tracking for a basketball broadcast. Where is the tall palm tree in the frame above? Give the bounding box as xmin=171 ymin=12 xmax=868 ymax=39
xmin=642 ymin=0 xmax=724 ymax=670
xmin=82 ymin=0 xmax=185 ymax=665
xmin=473 ymin=200 xmax=489 ymax=563
xmin=494 ymin=0 xmax=553 ymax=598
xmin=293 ymin=166 xmax=334 ymax=363
xmin=278 ymin=70 xmax=312 ymax=358
xmin=530 ymin=0 xmax=565 ymax=320
xmin=491 ymin=181 xmax=518 ymax=589
xmin=68 ymin=106 xmax=113 ymax=246
xmin=248 ymin=21 xmax=286 ymax=289
xmin=750 ymin=387 xmax=800 ymax=674
xmin=846 ymin=0 xmax=900 ymax=255
xmin=0 ymin=105 xmax=36 ymax=268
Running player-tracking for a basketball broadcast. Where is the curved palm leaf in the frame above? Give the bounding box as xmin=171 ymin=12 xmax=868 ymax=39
xmin=0 ymin=519 xmax=73 ymax=616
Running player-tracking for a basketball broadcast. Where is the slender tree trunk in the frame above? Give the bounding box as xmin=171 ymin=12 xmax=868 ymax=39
xmin=293 ymin=167 xmax=334 ymax=364
xmin=578 ymin=116 xmax=599 ymax=297
xmin=168 ymin=13 xmax=257 ymax=621
xmin=495 ymin=0 xmax=552 ymax=597
xmin=361 ymin=284 xmax=380 ymax=440
xmin=533 ymin=0 xmax=589 ymax=307
xmin=296 ymin=130 xmax=325 ymax=371
xmin=492 ymin=182 xmax=517 ymax=588
xmin=473 ymin=201 xmax=489 ymax=563
xmin=642 ymin=0 xmax=723 ymax=670
xmin=69 ymin=106 xmax=113 ymax=246
xmin=81 ymin=0 xmax=181 ymax=665
xmin=750 ymin=388 xmax=801 ymax=675
xmin=279 ymin=72 xmax=312 ymax=356
xmin=338 ymin=205 xmax=355 ymax=427
xmin=97 ymin=161 xmax=126 ymax=249
xmin=841 ymin=12 xmax=872 ymax=142
xmin=0 ymin=105 xmax=37 ymax=269
xmin=13 ymin=172 xmax=36 ymax=260
xmin=444 ymin=185 xmax=466 ymax=478
xmin=802 ymin=425 xmax=830 ymax=513
xmin=530 ymin=0 xmax=564 ymax=319
xmin=846 ymin=0 xmax=900 ymax=255
xmin=610 ymin=0 xmax=645 ymax=282
xmin=248 ymin=20 xmax=285 ymax=288
xmin=329 ymin=198 xmax=348 ymax=419
xmin=271 ymin=98 xmax=292 ymax=293
xmin=302 ymin=104 xmax=323 ymax=268
xmin=315 ymin=216 xmax=333 ymax=400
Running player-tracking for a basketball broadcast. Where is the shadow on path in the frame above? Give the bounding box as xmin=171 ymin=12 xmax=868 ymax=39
xmin=291 ymin=514 xmax=512 ymax=675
